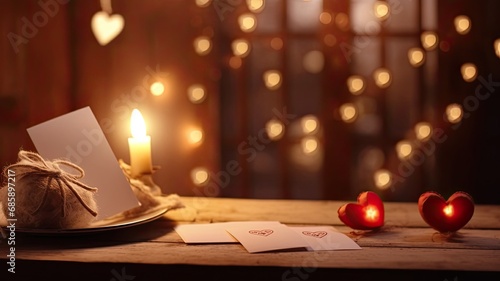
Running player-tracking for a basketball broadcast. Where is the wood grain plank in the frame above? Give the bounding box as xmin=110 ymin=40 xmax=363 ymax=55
xmin=164 ymin=197 xmax=500 ymax=229
xmin=14 ymin=241 xmax=500 ymax=271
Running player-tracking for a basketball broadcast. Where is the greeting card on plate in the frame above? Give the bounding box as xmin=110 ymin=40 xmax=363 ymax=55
xmin=27 ymin=106 xmax=140 ymax=220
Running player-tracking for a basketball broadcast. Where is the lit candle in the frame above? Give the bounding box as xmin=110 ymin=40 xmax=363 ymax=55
xmin=128 ymin=109 xmax=152 ymax=178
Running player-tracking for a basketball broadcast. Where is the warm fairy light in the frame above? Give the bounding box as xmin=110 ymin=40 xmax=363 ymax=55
xmin=373 ymin=68 xmax=391 ymax=88
xmin=263 ymin=70 xmax=282 ymax=90
xmin=246 ymin=0 xmax=265 ymax=13
xmin=408 ymin=48 xmax=425 ymax=67
xmin=193 ymin=36 xmax=211 ymax=55
xmin=364 ymin=206 xmax=380 ymax=222
xmin=446 ymin=103 xmax=463 ymax=124
xmin=421 ymin=31 xmax=438 ymax=51
xmin=189 ymin=128 xmax=204 ymax=145
xmin=232 ymin=39 xmax=251 ymax=57
xmin=301 ymin=115 xmax=319 ymax=134
xmin=150 ymin=81 xmax=165 ymax=96
xmin=373 ymin=1 xmax=390 ymax=20
xmin=461 ymin=63 xmax=478 ymax=82
xmin=195 ymin=0 xmax=211 ymax=7
xmin=319 ymin=12 xmax=332 ymax=24
xmin=238 ymin=13 xmax=257 ymax=32
xmin=396 ymin=140 xmax=413 ymax=160
xmin=191 ymin=167 xmax=209 ymax=186
xmin=229 ymin=56 xmax=243 ymax=69
xmin=303 ymin=50 xmax=324 ymax=74
xmin=347 ymin=75 xmax=365 ymax=95
xmin=187 ymin=84 xmax=206 ymax=103
xmin=415 ymin=122 xmax=432 ymax=141
xmin=335 ymin=13 xmax=349 ymax=31
xmin=302 ymin=137 xmax=319 ymax=154
xmin=374 ymin=169 xmax=391 ymax=190
xmin=340 ymin=103 xmax=357 ymax=123
xmin=130 ymin=109 xmax=146 ymax=138
xmin=495 ymin=39 xmax=500 ymax=58
xmin=443 ymin=205 xmax=454 ymax=217
xmin=454 ymin=15 xmax=471 ymax=35
xmin=323 ymin=34 xmax=337 ymax=47
xmin=265 ymin=119 xmax=284 ymax=140
xmin=270 ymin=37 xmax=283 ymax=50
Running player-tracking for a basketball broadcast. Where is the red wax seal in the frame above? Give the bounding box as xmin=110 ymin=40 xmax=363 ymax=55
xmin=418 ymin=191 xmax=475 ymax=233
xmin=338 ymin=191 xmax=384 ymax=230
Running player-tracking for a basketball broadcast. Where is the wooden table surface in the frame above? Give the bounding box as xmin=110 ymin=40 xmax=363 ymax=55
xmin=3 ymin=197 xmax=500 ymax=280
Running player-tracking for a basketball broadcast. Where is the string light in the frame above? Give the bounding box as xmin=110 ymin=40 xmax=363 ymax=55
xmin=303 ymin=51 xmax=324 ymax=74
xmin=319 ymin=12 xmax=332 ymax=24
xmin=301 ymin=137 xmax=319 ymax=154
xmin=301 ymin=115 xmax=319 ymax=135
xmin=454 ymin=15 xmax=471 ymax=35
xmin=150 ymin=81 xmax=165 ymax=96
xmin=373 ymin=1 xmax=390 ymax=20
xmin=396 ymin=140 xmax=413 ymax=160
xmin=408 ymin=48 xmax=425 ymax=67
xmin=421 ymin=31 xmax=438 ymax=51
xmin=238 ymin=13 xmax=257 ymax=32
xmin=193 ymin=36 xmax=212 ymax=55
xmin=347 ymin=75 xmax=365 ymax=95
xmin=189 ymin=128 xmax=204 ymax=145
xmin=373 ymin=68 xmax=392 ymax=88
xmin=415 ymin=122 xmax=432 ymax=141
xmin=339 ymin=103 xmax=357 ymax=123
xmin=445 ymin=103 xmax=463 ymax=124
xmin=246 ymin=0 xmax=265 ymax=13
xmin=187 ymin=84 xmax=206 ymax=103
xmin=191 ymin=167 xmax=209 ymax=186
xmin=263 ymin=70 xmax=282 ymax=90
xmin=232 ymin=39 xmax=251 ymax=57
xmin=195 ymin=0 xmax=211 ymax=7
xmin=374 ymin=169 xmax=392 ymax=190
xmin=265 ymin=119 xmax=285 ymax=140
xmin=461 ymin=63 xmax=477 ymax=82
xmin=495 ymin=39 xmax=500 ymax=58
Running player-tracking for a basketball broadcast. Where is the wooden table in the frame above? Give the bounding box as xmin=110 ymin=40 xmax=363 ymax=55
xmin=3 ymin=197 xmax=500 ymax=280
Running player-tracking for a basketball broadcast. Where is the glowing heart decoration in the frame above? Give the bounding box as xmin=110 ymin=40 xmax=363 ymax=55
xmin=338 ymin=191 xmax=385 ymax=230
xmin=418 ymin=191 xmax=474 ymax=233
xmin=91 ymin=11 xmax=124 ymax=46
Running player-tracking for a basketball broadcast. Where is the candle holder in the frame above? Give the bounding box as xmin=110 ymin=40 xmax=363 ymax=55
xmin=112 ymin=159 xmax=184 ymax=218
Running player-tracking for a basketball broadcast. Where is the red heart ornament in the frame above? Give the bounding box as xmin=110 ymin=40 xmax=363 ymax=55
xmin=337 ymin=191 xmax=384 ymax=230
xmin=418 ymin=191 xmax=474 ymax=233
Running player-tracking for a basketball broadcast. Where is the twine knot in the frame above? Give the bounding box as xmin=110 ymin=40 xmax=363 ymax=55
xmin=3 ymin=151 xmax=98 ymax=217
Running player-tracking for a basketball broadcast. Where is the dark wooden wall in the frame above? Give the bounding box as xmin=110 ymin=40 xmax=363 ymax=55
xmin=1 ymin=0 xmax=499 ymax=204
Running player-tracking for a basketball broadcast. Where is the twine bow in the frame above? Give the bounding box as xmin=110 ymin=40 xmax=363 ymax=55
xmin=3 ymin=151 xmax=98 ymax=217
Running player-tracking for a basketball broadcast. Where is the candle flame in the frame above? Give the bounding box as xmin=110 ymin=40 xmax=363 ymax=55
xmin=364 ymin=206 xmax=379 ymax=222
xmin=443 ymin=205 xmax=454 ymax=217
xmin=131 ymin=109 xmax=147 ymax=138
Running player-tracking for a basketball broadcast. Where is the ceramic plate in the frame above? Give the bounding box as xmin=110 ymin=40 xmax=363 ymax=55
xmin=1 ymin=206 xmax=170 ymax=236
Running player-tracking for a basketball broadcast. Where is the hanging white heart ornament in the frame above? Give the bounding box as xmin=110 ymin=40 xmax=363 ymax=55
xmin=91 ymin=11 xmax=124 ymax=46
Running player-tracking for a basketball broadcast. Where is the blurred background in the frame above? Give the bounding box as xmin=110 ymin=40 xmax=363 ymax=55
xmin=1 ymin=0 xmax=499 ymax=204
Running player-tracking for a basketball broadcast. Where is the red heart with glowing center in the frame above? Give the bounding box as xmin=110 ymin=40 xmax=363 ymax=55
xmin=418 ymin=191 xmax=474 ymax=233
xmin=337 ymin=191 xmax=384 ymax=230
xmin=249 ymin=229 xmax=273 ymax=237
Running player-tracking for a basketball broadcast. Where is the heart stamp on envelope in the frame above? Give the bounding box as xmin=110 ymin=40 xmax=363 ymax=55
xmin=302 ymin=231 xmax=327 ymax=238
xmin=249 ymin=229 xmax=274 ymax=237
